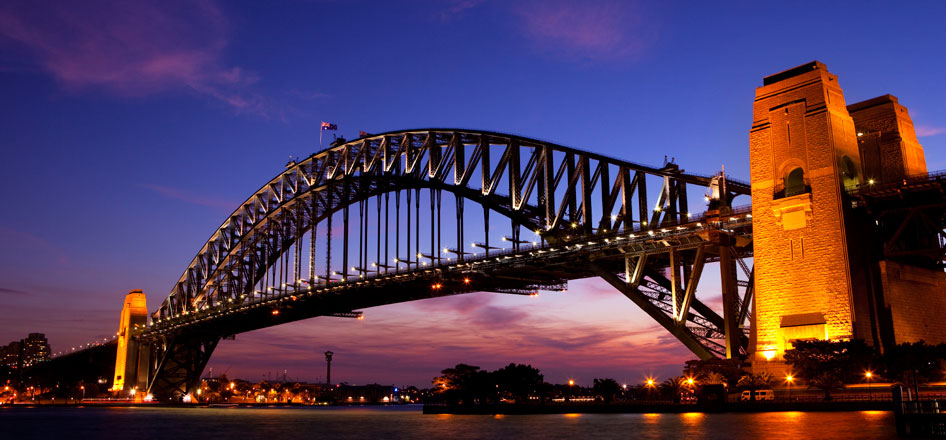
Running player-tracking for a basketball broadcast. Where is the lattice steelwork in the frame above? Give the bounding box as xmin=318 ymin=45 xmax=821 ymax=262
xmin=140 ymin=129 xmax=754 ymax=400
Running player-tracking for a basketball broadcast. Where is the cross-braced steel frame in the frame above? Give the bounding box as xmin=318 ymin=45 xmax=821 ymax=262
xmin=139 ymin=129 xmax=754 ymax=400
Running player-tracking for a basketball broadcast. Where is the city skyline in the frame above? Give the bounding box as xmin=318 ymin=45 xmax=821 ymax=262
xmin=2 ymin=0 xmax=946 ymax=387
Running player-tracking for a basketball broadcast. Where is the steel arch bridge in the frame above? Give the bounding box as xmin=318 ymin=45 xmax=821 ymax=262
xmin=139 ymin=129 xmax=756 ymax=400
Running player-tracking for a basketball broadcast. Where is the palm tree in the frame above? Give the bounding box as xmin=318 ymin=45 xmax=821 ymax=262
xmin=702 ymin=372 xmax=727 ymax=386
xmin=736 ymin=372 xmax=774 ymax=401
xmin=592 ymin=378 xmax=621 ymax=403
xmin=661 ymin=376 xmax=687 ymax=403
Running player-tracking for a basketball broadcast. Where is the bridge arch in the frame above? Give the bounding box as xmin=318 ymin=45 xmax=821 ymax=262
xmin=142 ymin=129 xmax=754 ymax=400
xmin=154 ymin=129 xmax=750 ymax=322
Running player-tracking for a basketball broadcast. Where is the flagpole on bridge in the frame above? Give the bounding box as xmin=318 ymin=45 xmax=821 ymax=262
xmin=319 ymin=121 xmax=337 ymax=149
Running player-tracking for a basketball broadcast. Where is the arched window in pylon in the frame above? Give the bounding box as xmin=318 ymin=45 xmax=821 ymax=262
xmin=784 ymin=167 xmax=806 ymax=197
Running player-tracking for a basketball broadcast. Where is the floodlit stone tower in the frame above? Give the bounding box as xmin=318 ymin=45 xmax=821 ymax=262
xmin=112 ymin=289 xmax=149 ymax=394
xmin=749 ymin=62 xmax=863 ymax=372
xmin=847 ymin=94 xmax=927 ymax=183
xmin=749 ymin=61 xmax=946 ymax=374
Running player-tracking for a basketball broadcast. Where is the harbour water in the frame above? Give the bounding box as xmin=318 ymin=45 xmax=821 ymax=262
xmin=1 ymin=405 xmax=898 ymax=439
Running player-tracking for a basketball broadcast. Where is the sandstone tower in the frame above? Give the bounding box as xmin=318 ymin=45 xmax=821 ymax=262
xmin=112 ymin=289 xmax=149 ymax=394
xmin=748 ymin=61 xmax=945 ymax=373
xmin=749 ymin=62 xmax=862 ymax=371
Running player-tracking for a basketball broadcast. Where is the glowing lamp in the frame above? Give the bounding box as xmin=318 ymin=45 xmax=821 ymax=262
xmin=762 ymin=350 xmax=776 ymax=361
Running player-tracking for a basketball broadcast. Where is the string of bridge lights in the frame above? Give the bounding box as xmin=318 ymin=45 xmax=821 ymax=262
xmin=50 ymin=335 xmax=118 ymax=359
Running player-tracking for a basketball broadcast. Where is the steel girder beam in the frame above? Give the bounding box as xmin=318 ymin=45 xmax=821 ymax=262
xmin=592 ymin=263 xmax=717 ymax=360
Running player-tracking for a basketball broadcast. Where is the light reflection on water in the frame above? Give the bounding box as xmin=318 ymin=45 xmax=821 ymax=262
xmin=0 ymin=406 xmax=899 ymax=440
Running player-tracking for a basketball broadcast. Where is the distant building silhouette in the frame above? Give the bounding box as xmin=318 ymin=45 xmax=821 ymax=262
xmin=1 ymin=333 xmax=50 ymax=370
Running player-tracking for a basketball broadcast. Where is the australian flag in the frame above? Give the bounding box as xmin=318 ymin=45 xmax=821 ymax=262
xmin=321 ymin=121 xmax=337 ymax=131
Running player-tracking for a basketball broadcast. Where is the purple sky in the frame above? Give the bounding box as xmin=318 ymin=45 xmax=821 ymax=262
xmin=1 ymin=0 xmax=945 ymax=388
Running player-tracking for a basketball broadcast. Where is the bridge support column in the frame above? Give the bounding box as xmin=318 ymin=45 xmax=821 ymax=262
xmin=750 ymin=61 xmax=863 ymax=372
xmin=718 ymin=241 xmax=743 ymax=359
xmin=147 ymin=335 xmax=219 ymax=402
xmin=112 ymin=289 xmax=150 ymax=396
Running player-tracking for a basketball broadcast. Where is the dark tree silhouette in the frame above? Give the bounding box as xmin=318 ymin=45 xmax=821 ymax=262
xmin=493 ymin=363 xmax=544 ymax=403
xmin=783 ymin=339 xmax=875 ymax=400
xmin=881 ymin=341 xmax=946 ymax=398
xmin=592 ymin=378 xmax=621 ymax=403
xmin=432 ymin=364 xmax=494 ymax=405
xmin=661 ymin=376 xmax=687 ymax=403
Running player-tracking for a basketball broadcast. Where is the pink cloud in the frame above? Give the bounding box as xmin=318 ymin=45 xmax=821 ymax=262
xmin=916 ymin=125 xmax=945 ymax=137
xmin=138 ymin=183 xmax=238 ymax=210
xmin=512 ymin=0 xmax=656 ymax=61
xmin=0 ymin=0 xmax=271 ymax=116
xmin=204 ymin=289 xmax=695 ymax=386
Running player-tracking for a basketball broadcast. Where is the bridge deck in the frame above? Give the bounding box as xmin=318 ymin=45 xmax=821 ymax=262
xmin=141 ymin=210 xmax=752 ymax=340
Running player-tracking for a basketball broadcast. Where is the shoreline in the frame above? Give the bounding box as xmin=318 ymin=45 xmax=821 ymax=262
xmin=422 ymin=401 xmax=895 ymax=415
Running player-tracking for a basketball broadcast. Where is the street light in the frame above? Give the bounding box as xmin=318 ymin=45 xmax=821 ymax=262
xmin=785 ymin=375 xmax=794 ymax=401
xmin=865 ymin=371 xmax=873 ymax=400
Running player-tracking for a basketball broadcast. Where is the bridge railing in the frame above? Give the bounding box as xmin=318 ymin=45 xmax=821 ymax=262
xmin=849 ymin=168 xmax=946 ymax=197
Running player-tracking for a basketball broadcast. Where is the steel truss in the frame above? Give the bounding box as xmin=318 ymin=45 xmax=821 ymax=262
xmin=851 ymin=173 xmax=946 ymax=268
xmin=140 ymin=129 xmax=753 ymax=399
xmin=147 ymin=335 xmax=218 ymax=401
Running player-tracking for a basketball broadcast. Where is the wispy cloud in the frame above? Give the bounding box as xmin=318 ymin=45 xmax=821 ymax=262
xmin=0 ymin=0 xmax=273 ymax=116
xmin=288 ymin=89 xmax=331 ymax=101
xmin=0 ymin=225 xmax=69 ymax=265
xmin=435 ymin=0 xmax=486 ymax=22
xmin=916 ymin=125 xmax=945 ymax=137
xmin=138 ymin=183 xmax=238 ymax=210
xmin=0 ymin=287 xmax=28 ymax=296
xmin=511 ymin=0 xmax=656 ymax=62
